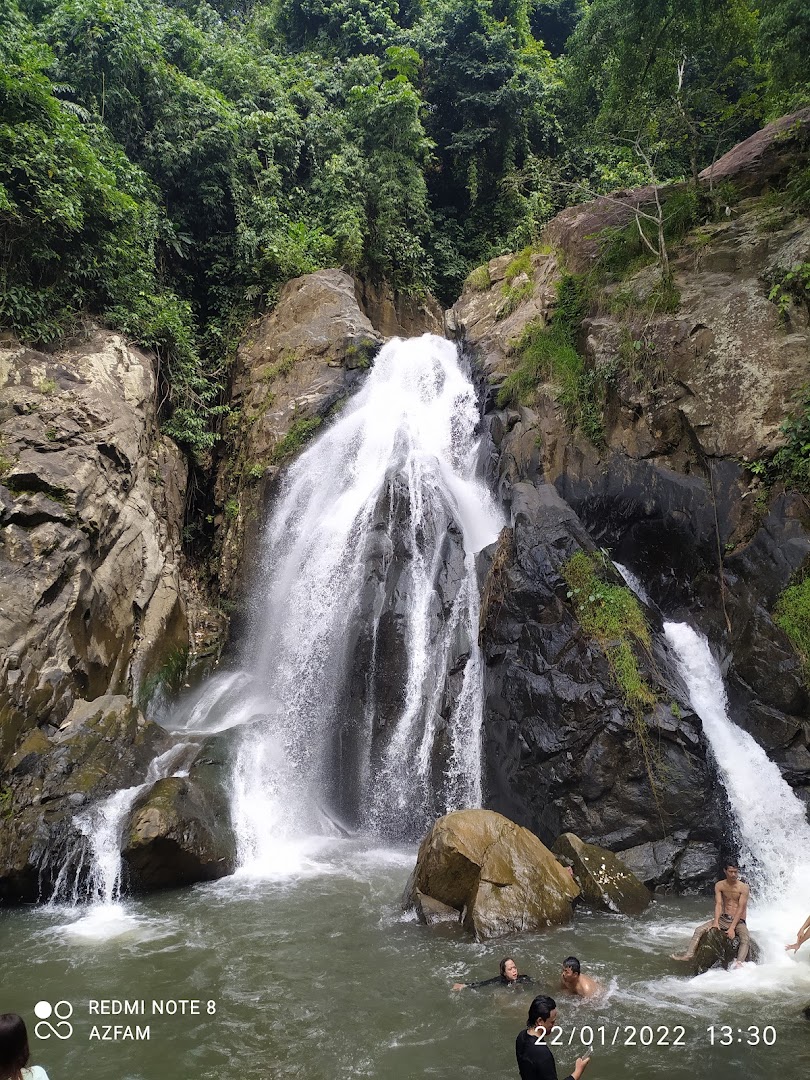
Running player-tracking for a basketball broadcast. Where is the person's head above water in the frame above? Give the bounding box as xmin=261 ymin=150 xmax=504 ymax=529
xmin=562 ymin=956 xmax=581 ymax=976
xmin=0 ymin=1013 xmax=30 ymax=1080
xmin=527 ymin=995 xmax=557 ymax=1030
xmin=500 ymin=957 xmax=519 ymax=981
xmin=723 ymin=860 xmax=739 ymax=880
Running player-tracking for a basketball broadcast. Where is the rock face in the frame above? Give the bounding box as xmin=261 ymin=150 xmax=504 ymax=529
xmin=553 ymin=832 xmax=651 ymax=915
xmin=403 ymin=809 xmax=580 ymax=940
xmin=450 ymin=118 xmax=810 ymax=885
xmin=0 ymin=330 xmax=189 ymax=741
xmin=477 ymin=482 xmax=721 ymax=860
xmin=214 ymin=269 xmax=381 ymax=601
xmin=0 ymin=695 xmax=170 ymax=902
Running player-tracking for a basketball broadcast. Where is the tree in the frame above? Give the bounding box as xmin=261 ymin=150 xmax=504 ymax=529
xmin=562 ymin=0 xmax=761 ymax=186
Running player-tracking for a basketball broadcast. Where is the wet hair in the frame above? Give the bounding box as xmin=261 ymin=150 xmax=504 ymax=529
xmin=499 ymin=957 xmax=515 ymax=978
xmin=562 ymin=956 xmax=581 ymax=974
xmin=0 ymin=1014 xmax=30 ymax=1080
xmin=528 ymin=995 xmax=557 ymax=1026
xmin=723 ymin=860 xmax=739 ymax=870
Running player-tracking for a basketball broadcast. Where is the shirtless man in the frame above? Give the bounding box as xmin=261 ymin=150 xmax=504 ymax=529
xmin=671 ymin=861 xmax=750 ymax=963
xmin=559 ymin=956 xmax=600 ymax=998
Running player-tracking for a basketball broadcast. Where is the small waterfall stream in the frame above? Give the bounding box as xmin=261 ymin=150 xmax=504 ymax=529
xmin=664 ymin=621 xmax=810 ymax=960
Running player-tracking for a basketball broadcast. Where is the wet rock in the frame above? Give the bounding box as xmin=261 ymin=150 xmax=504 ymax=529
xmin=404 ymin=809 xmax=580 ymax=940
xmin=0 ymin=695 xmax=170 ymax=902
xmin=0 ymin=331 xmax=189 ymax=737
xmin=553 ymin=832 xmax=651 ymax=915
xmin=122 ymin=769 xmax=235 ymax=891
xmin=687 ymin=926 xmax=760 ymax=975
xmin=477 ymin=482 xmax=722 ymax=860
xmin=413 ymin=890 xmax=461 ymax=926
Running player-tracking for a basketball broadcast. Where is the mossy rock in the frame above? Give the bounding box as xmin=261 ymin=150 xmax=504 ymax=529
xmin=122 ymin=773 xmax=235 ymax=891
xmin=404 ymin=809 xmax=579 ymax=940
xmin=553 ymin=832 xmax=652 ymax=916
xmin=689 ymin=926 xmax=760 ymax=975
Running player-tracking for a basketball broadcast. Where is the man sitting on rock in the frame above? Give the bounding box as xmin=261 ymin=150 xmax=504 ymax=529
xmin=559 ymin=957 xmax=600 ymax=998
xmin=671 ymin=860 xmax=750 ymax=963
xmin=453 ymin=956 xmax=533 ymax=990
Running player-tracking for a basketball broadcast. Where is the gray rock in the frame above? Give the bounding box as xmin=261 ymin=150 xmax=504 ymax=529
xmin=0 ymin=332 xmax=189 ymax=739
xmin=687 ymin=926 xmax=760 ymax=975
xmin=0 ymin=695 xmax=170 ymax=902
xmin=553 ymin=832 xmax=652 ymax=915
xmin=121 ymin=771 xmax=235 ymax=891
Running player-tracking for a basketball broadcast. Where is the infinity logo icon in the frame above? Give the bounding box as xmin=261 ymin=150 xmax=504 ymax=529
xmin=33 ymin=1000 xmax=73 ymax=1040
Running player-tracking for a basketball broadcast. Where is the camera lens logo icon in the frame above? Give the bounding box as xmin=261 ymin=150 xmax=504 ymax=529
xmin=34 ymin=1001 xmax=73 ymax=1040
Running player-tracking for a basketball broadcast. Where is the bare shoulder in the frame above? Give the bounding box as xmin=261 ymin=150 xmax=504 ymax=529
xmin=740 ymin=881 xmax=750 ymax=896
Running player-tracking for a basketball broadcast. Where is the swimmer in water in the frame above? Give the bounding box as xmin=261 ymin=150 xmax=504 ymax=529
xmin=453 ymin=956 xmax=533 ymax=991
xmin=559 ymin=956 xmax=601 ymax=998
xmin=786 ymin=914 xmax=810 ymax=954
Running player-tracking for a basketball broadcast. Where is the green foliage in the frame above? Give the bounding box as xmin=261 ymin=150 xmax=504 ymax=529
xmin=767 ymin=261 xmax=810 ymax=321
xmin=137 ymin=646 xmax=189 ymax=711
xmin=497 ymin=277 xmax=534 ymax=319
xmin=598 ymin=188 xmax=699 ymax=277
xmin=562 ymin=550 xmax=656 ymax=714
xmin=497 ymin=271 xmax=605 ymax=441
xmin=758 ymin=0 xmax=810 ymax=112
xmin=2 ymin=0 xmax=809 ymax=447
xmin=774 ymin=573 xmax=810 ymax=683
xmin=616 ymin=329 xmax=667 ymax=391
xmin=465 ymin=263 xmax=491 ymax=291
xmin=270 ymin=416 xmax=323 ymax=463
xmin=562 ymin=0 xmax=762 ymax=184
xmin=771 ymin=385 xmax=810 ymax=493
xmin=224 ymin=496 xmax=240 ymax=519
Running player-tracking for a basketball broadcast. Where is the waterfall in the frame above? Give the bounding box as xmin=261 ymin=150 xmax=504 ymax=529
xmin=664 ymin=621 xmax=810 ymax=957
xmin=49 ymin=743 xmax=193 ymax=907
xmin=614 ymin=562 xmax=651 ymax=605
xmin=188 ymin=335 xmax=503 ymax=870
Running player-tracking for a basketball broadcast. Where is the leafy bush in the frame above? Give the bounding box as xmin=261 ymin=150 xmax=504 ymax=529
xmin=774 ymin=574 xmax=810 ymax=683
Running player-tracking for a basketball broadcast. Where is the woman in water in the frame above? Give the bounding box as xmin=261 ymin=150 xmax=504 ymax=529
xmin=452 ymin=956 xmax=533 ymax=990
xmin=0 ymin=1014 xmax=50 ymax=1080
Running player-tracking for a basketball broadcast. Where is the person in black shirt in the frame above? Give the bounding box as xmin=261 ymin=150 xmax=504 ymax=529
xmin=453 ymin=956 xmax=534 ymax=990
xmin=515 ymin=995 xmax=590 ymax=1080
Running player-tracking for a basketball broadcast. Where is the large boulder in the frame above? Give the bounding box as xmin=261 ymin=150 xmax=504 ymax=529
xmin=0 ymin=695 xmax=170 ymax=902
xmin=121 ymin=731 xmax=235 ymax=890
xmin=0 ymin=330 xmax=189 ymax=740
xmin=122 ymin=774 xmax=235 ymax=891
xmin=553 ymin=832 xmax=652 ymax=915
xmin=403 ymin=809 xmax=580 ymax=940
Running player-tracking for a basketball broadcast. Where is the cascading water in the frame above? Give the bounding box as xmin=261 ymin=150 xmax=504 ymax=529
xmin=664 ymin=621 xmax=810 ymax=962
xmin=49 ymin=742 xmax=193 ymax=913
xmin=179 ymin=335 xmax=503 ymax=872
